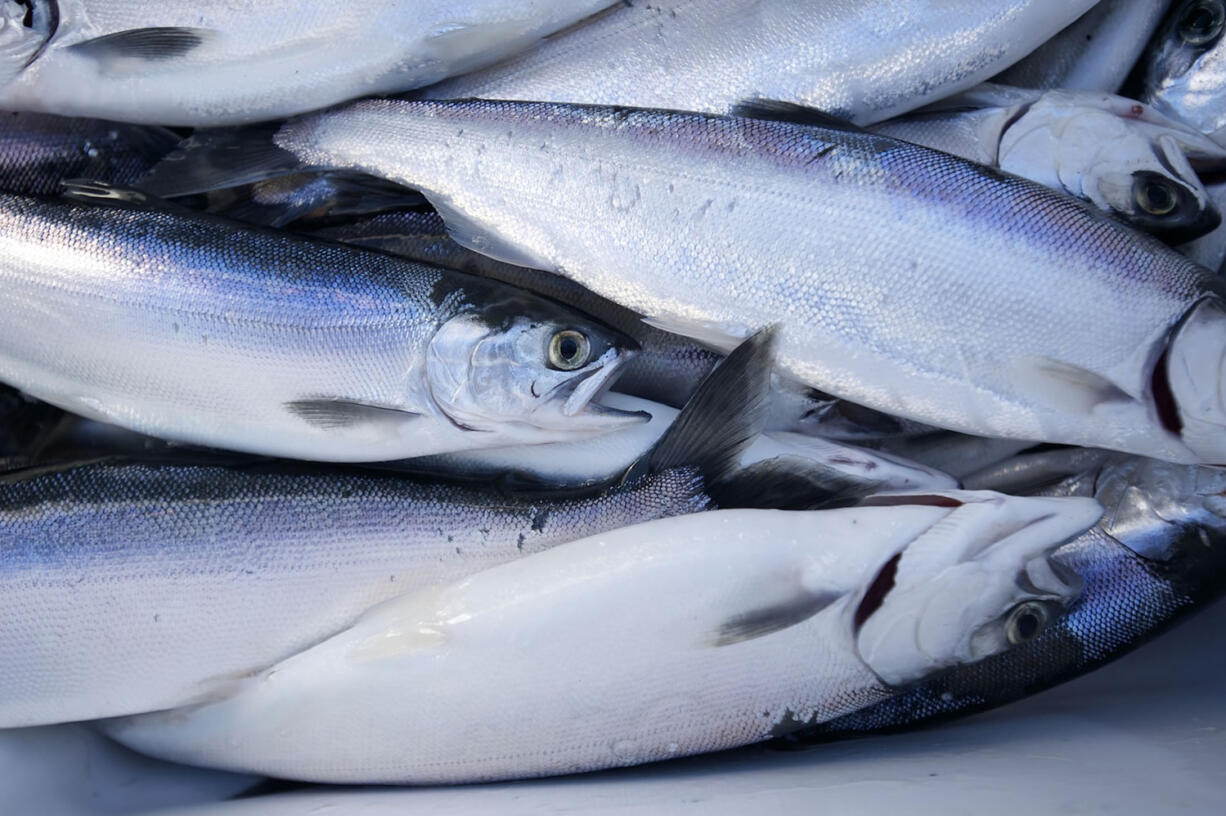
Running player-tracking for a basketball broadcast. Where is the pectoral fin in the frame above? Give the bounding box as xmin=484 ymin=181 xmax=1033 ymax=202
xmin=1012 ymin=357 xmax=1133 ymax=414
xmin=708 ymin=587 xmax=838 ymax=647
xmin=70 ymin=27 xmax=213 ymax=63
xmin=284 ymin=399 xmax=421 ymax=431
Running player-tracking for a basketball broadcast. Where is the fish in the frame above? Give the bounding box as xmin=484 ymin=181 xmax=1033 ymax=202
xmin=871 ymin=84 xmax=1226 ymax=241
xmin=0 ymin=1 xmax=620 ymax=126
xmin=1179 ymin=177 xmax=1226 ymax=268
xmin=417 ymin=0 xmax=1100 ymax=126
xmin=302 ymin=208 xmax=722 ymax=409
xmin=102 ymin=488 xmax=1102 ymax=784
xmin=174 ymin=98 xmax=1226 ymax=464
xmin=0 ymin=184 xmax=646 ymax=462
xmin=0 ymin=326 xmax=772 ymax=728
xmin=0 ymin=110 xmax=177 ymax=193
xmin=994 ymin=0 xmax=1172 ymax=93
xmin=785 ymin=455 xmax=1226 ymax=743
xmin=1135 ymin=0 xmax=1226 ymax=143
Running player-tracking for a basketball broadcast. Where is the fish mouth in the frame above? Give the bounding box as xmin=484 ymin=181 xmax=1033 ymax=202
xmin=546 ymin=349 xmax=650 ymax=429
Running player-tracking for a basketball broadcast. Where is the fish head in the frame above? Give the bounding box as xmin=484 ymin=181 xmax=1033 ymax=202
xmin=1140 ymin=0 xmax=1226 ymax=142
xmin=425 ymin=300 xmax=647 ymax=439
xmin=0 ymin=1 xmax=56 ymax=85
xmin=851 ymin=493 xmax=1100 ymax=687
xmin=1162 ymin=296 xmax=1226 ymax=463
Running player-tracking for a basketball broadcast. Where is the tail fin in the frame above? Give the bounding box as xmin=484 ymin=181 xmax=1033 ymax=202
xmin=136 ymin=125 xmax=304 ymax=198
xmin=628 ymin=327 xmax=775 ymax=484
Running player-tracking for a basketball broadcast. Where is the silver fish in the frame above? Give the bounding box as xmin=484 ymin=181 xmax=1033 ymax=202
xmin=0 ymin=1 xmax=619 ymax=126
xmin=872 ymin=84 xmax=1226 ymax=241
xmin=419 ymin=0 xmax=1100 ymax=125
xmin=305 ymin=208 xmax=722 ymax=409
xmin=994 ymin=0 xmax=1172 ymax=92
xmin=1137 ymin=0 xmax=1226 ymax=143
xmin=0 ymin=110 xmax=176 ymax=193
xmin=257 ymin=99 xmax=1226 ymax=464
xmin=0 ymin=187 xmax=643 ymax=462
xmin=1180 ymin=178 xmax=1226 ymax=267
xmin=0 ymin=328 xmax=773 ymax=728
xmin=103 ymin=489 xmax=1100 ymax=784
xmin=792 ymin=455 xmax=1226 ymax=742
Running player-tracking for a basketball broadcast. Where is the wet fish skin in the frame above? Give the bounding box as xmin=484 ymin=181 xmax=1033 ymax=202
xmin=1136 ymin=0 xmax=1226 ymax=143
xmin=995 ymin=0 xmax=1172 ymax=93
xmin=0 ymin=110 xmax=177 ymax=194
xmin=419 ymin=0 xmax=1100 ymax=126
xmin=103 ymin=490 xmax=1100 ymax=784
xmin=0 ymin=190 xmax=642 ymax=463
xmin=272 ymin=98 xmax=1226 ymax=464
xmin=0 ymin=1 xmax=619 ymax=126
xmin=871 ymin=85 xmax=1226 ymax=241
xmin=790 ymin=455 xmax=1226 ymax=742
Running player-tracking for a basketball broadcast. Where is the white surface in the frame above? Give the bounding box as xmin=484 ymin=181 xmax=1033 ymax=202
xmin=90 ymin=597 xmax=1226 ymax=814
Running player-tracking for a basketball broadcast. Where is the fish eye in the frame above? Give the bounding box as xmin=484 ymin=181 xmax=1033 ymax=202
xmin=1005 ymin=602 xmax=1049 ymax=645
xmin=547 ymin=329 xmax=591 ymax=371
xmin=1134 ymin=177 xmax=1180 ymax=216
xmin=1178 ymin=0 xmax=1225 ymax=46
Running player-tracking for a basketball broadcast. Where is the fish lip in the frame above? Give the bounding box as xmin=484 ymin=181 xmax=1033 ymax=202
xmin=546 ymin=349 xmax=647 ymax=424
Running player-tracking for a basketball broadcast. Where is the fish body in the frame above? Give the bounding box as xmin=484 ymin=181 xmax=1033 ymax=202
xmin=0 ymin=1 xmax=618 ymax=125
xmin=104 ymin=490 xmax=1101 ymax=783
xmin=420 ymin=0 xmax=1100 ymax=125
xmin=995 ymin=0 xmax=1172 ymax=92
xmin=0 ymin=460 xmax=709 ymax=727
xmin=0 ymin=110 xmax=176 ymax=193
xmin=872 ymin=84 xmax=1226 ymax=241
xmin=795 ymin=455 xmax=1226 ymax=741
xmin=270 ymin=99 xmax=1226 ymax=463
xmin=1136 ymin=0 xmax=1226 ymax=143
xmin=0 ymin=190 xmax=641 ymax=462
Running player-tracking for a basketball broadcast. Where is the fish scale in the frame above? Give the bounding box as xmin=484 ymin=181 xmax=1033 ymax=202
xmin=276 ymin=98 xmax=1226 ymax=463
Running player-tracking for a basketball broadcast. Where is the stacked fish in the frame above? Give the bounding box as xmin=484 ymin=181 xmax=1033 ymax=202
xmin=1 ymin=0 xmax=1225 ymax=788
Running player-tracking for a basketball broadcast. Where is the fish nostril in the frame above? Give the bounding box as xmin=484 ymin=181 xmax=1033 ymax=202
xmin=854 ymin=551 xmax=901 ymax=631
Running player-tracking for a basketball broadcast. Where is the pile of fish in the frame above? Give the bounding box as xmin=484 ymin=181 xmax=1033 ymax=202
xmin=1 ymin=0 xmax=1225 ymax=789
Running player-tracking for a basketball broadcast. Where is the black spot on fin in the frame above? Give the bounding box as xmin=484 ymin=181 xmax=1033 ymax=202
xmin=284 ymin=399 xmax=422 ymax=431
xmin=639 ymin=326 xmax=775 ymax=483
xmin=710 ymin=587 xmax=839 ymax=647
xmin=731 ymin=100 xmax=866 ymax=133
xmin=137 ymin=125 xmax=304 ymax=199
xmin=69 ymin=27 xmax=211 ymax=62
xmin=710 ymin=457 xmax=864 ymax=512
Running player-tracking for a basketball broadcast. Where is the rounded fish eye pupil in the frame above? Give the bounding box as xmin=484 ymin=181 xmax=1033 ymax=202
xmin=1178 ymin=1 xmax=1225 ymax=46
xmin=548 ymin=329 xmax=591 ymax=371
xmin=1005 ymin=602 xmax=1049 ymax=645
xmin=1135 ymin=178 xmax=1179 ymax=216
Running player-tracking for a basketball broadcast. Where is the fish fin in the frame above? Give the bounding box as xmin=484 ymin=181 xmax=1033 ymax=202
xmin=428 ymin=197 xmax=555 ymax=270
xmin=137 ymin=125 xmax=303 ymax=198
xmin=58 ymin=178 xmax=202 ymax=219
xmin=639 ymin=314 xmax=745 ymax=353
xmin=710 ymin=457 xmax=865 ymax=511
xmin=709 ymin=587 xmax=840 ymax=647
xmin=731 ymin=100 xmax=867 ymax=133
xmin=284 ymin=399 xmax=422 ymax=431
xmin=76 ymin=124 xmax=180 ymax=183
xmin=68 ymin=27 xmax=212 ymax=63
xmin=1012 ymin=357 xmax=1134 ymax=414
xmin=638 ymin=327 xmax=775 ymax=484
